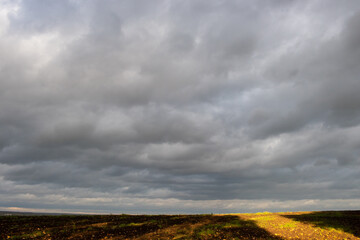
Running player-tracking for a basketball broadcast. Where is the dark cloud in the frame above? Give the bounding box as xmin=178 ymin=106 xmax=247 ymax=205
xmin=1 ymin=0 xmax=360 ymax=213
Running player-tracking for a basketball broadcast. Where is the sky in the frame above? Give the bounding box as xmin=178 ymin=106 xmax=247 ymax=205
xmin=1 ymin=0 xmax=360 ymax=214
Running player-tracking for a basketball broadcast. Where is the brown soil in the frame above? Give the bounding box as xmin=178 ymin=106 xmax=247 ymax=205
xmin=240 ymin=212 xmax=360 ymax=240
xmin=1 ymin=211 xmax=360 ymax=239
xmin=132 ymin=219 xmax=210 ymax=240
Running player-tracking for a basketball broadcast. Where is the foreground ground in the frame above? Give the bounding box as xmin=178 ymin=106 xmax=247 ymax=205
xmin=1 ymin=211 xmax=359 ymax=239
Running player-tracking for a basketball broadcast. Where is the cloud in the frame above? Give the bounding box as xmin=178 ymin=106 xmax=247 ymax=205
xmin=1 ymin=0 xmax=360 ymax=213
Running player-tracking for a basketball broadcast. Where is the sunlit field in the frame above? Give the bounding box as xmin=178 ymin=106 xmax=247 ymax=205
xmin=1 ymin=210 xmax=359 ymax=239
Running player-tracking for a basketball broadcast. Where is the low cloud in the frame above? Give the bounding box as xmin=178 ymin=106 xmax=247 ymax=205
xmin=1 ymin=0 xmax=360 ymax=213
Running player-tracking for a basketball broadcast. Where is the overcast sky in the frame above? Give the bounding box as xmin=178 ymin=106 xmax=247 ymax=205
xmin=1 ymin=0 xmax=360 ymax=214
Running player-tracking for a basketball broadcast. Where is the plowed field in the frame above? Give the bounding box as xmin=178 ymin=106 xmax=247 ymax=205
xmin=1 ymin=211 xmax=359 ymax=239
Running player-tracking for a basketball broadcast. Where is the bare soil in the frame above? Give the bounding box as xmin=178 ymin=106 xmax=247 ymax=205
xmin=1 ymin=210 xmax=359 ymax=239
xmin=240 ymin=211 xmax=360 ymax=240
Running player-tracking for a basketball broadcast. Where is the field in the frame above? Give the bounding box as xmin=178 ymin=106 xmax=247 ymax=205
xmin=1 ymin=211 xmax=359 ymax=239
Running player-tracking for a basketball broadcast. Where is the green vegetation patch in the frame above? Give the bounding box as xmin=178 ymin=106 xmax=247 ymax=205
xmin=279 ymin=222 xmax=297 ymax=228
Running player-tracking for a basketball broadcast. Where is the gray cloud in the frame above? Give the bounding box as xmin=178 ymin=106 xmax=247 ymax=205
xmin=1 ymin=0 xmax=360 ymax=213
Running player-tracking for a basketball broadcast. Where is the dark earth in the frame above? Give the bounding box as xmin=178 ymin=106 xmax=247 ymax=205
xmin=1 ymin=211 xmax=359 ymax=239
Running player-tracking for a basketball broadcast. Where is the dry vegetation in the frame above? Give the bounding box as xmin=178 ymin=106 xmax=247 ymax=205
xmin=1 ymin=211 xmax=359 ymax=239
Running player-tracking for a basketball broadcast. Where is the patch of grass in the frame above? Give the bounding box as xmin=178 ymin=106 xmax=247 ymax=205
xmin=176 ymin=228 xmax=188 ymax=235
xmin=279 ymin=222 xmax=297 ymax=228
xmin=194 ymin=225 xmax=219 ymax=238
xmin=252 ymin=215 xmax=276 ymax=222
xmin=128 ymin=222 xmax=146 ymax=226
xmin=110 ymin=222 xmax=147 ymax=229
xmin=9 ymin=230 xmax=45 ymax=239
xmin=222 ymin=219 xmax=252 ymax=228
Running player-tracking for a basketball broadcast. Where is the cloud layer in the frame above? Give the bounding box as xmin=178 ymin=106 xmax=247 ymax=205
xmin=1 ymin=0 xmax=360 ymax=213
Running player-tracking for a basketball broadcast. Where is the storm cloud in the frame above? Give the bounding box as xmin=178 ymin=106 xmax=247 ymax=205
xmin=1 ymin=0 xmax=360 ymax=214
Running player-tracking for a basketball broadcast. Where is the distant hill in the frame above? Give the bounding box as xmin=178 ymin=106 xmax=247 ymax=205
xmin=0 ymin=211 xmax=74 ymax=216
